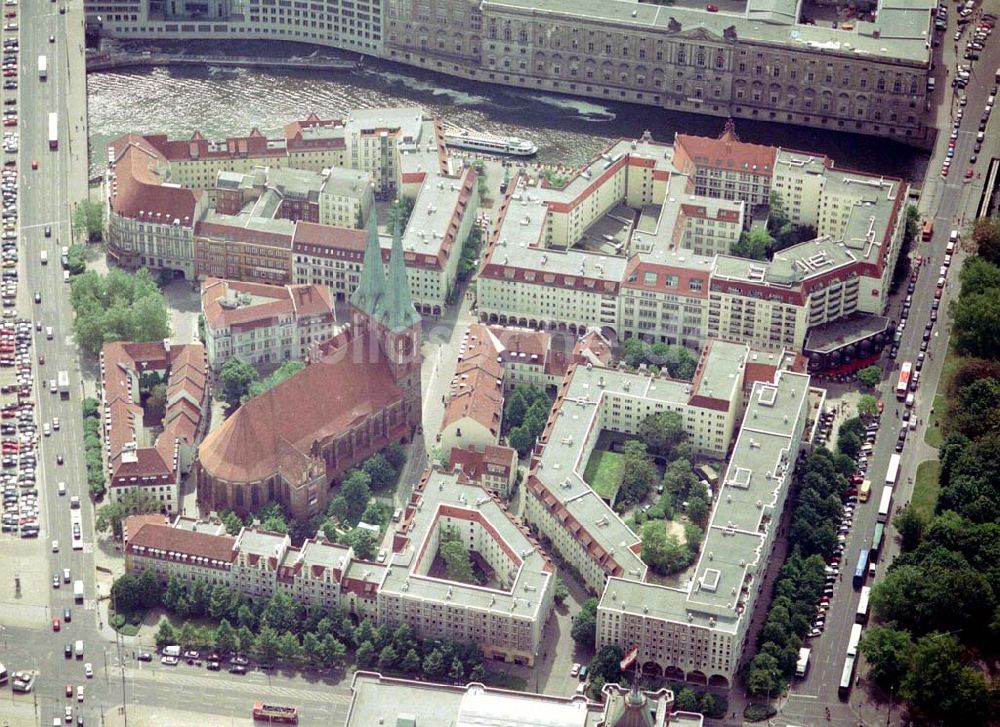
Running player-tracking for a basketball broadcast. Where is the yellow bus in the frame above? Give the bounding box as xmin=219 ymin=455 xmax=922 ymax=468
xmin=859 ymin=479 xmax=871 ymax=503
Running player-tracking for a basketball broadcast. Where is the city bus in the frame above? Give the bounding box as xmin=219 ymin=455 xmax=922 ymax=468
xmin=870 ymin=522 xmax=885 ymax=561
xmin=877 ymin=486 xmax=893 ymax=524
xmin=895 ymin=362 xmax=913 ymax=400
xmin=885 ymin=453 xmax=901 ymax=488
xmin=853 ymin=549 xmax=870 ymax=588
xmin=856 ymin=586 xmax=872 ymax=624
xmin=48 ymin=113 xmax=58 ymax=150
xmin=847 ymin=623 xmax=863 ymax=656
xmin=921 ymin=219 xmax=934 ymax=241
xmin=252 ymin=703 xmax=298 ymax=724
xmin=838 ymin=655 xmax=856 ymax=699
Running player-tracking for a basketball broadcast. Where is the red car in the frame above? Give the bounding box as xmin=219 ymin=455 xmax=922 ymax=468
xmin=38 ymin=354 xmax=44 ymax=365
xmin=965 ymin=167 xmax=975 ymax=179
xmin=53 ymin=618 xmax=61 ymax=631
xmin=30 ymin=160 xmax=37 ymax=170
xmin=705 ymin=2 xmax=719 ymax=9
xmin=65 ymin=684 xmax=73 ymax=698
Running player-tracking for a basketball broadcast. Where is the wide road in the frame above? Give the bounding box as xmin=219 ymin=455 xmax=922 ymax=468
xmin=0 ymin=5 xmax=361 ymax=726
xmin=780 ymin=4 xmax=1000 ymax=725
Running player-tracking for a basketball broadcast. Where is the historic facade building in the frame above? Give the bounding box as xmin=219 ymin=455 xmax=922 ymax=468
xmin=86 ymin=0 xmax=933 ymax=146
xmin=195 ymin=216 xmax=423 ymax=519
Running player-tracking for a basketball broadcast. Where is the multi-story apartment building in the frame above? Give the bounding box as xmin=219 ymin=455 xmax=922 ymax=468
xmin=124 ymin=468 xmax=554 ymax=666
xmin=447 ymin=445 xmax=518 ymax=499
xmin=105 ymin=109 xmax=479 ymax=316
xmin=200 ymin=278 xmax=337 ymax=370
xmin=214 ymin=165 xmax=373 ymax=229
xmin=379 ymin=469 xmax=554 ymax=665
xmin=86 ymin=0 xmax=934 ymax=146
xmin=477 ymin=129 xmax=907 ymax=355
xmin=522 ymin=340 xmax=752 ymax=594
xmin=101 ymin=340 xmax=208 ymax=511
xmin=595 ymin=369 xmax=818 ymax=689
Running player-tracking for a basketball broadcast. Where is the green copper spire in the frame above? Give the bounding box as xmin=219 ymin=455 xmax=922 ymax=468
xmin=379 ymin=215 xmax=422 ymax=333
xmin=350 ymin=211 xmax=386 ymax=318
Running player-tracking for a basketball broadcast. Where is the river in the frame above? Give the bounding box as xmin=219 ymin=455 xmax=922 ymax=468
xmin=86 ymin=40 xmax=929 ymax=182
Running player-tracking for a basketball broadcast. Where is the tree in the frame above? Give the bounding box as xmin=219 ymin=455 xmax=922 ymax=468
xmin=154 ymin=620 xmax=176 ymax=649
xmin=214 ymin=618 xmax=238 ymax=655
xmin=686 ymin=494 xmax=709 ymax=526
xmin=588 ymin=644 xmax=624 ymax=684
xmin=639 ymin=411 xmax=687 ymax=458
xmin=675 ymin=688 xmax=700 ymax=712
xmin=339 ymin=469 xmax=372 ymax=524
xmin=163 ymin=574 xmax=185 ymax=612
xmin=440 ymin=527 xmax=475 ymax=584
xmin=553 ymin=578 xmax=569 ymax=606
xmin=95 ymin=488 xmax=162 ymax=540
xmin=261 ymin=591 xmax=300 ymax=635
xmin=857 ymin=625 xmax=913 ymax=690
xmin=423 ymin=648 xmax=446 ymax=677
xmin=144 ymin=383 xmax=168 ymax=422
xmin=571 ymin=597 xmax=598 ymax=649
xmin=320 ymin=634 xmax=347 ymax=669
xmin=65 ymin=244 xmax=87 ymax=276
xmin=856 ymin=394 xmax=880 ymax=420
xmin=895 ymin=504 xmax=928 ymax=552
xmin=277 ymin=631 xmax=302 ymax=662
xmin=400 ymin=647 xmax=421 ymax=672
xmin=219 ymin=510 xmax=244 ymax=536
xmin=953 ymin=288 xmax=1000 ymax=359
xmin=363 ymin=453 xmax=397 ymax=492
xmin=469 ymin=663 xmax=486 ymax=682
xmin=857 ymin=365 xmax=883 ymax=389
xmin=72 ymin=199 xmax=105 ymax=242
xmin=246 ymin=360 xmax=305 ymax=401
xmin=699 ymin=693 xmax=719 ymax=718
xmin=219 ymin=356 xmax=258 ymax=409
xmin=378 ymin=644 xmax=398 ymax=670
xmin=257 ymin=502 xmax=289 ymax=534
xmin=732 ymin=227 xmax=773 ymax=260
xmin=302 ymin=632 xmax=324 ymax=668
xmin=384 ymin=443 xmax=406 ymax=470
xmin=386 ymin=197 xmax=415 ymax=230
xmin=343 ymin=528 xmax=375 ymax=560
xmin=208 ymin=583 xmax=236 ymax=620
xmin=254 ymin=626 xmax=282 ymax=663
xmin=967 ymin=217 xmax=1000 ymax=263
xmin=136 ymin=569 xmax=164 ymax=609
xmin=745 ymin=652 xmax=783 ymax=697
xmin=187 ymin=578 xmax=211 ymax=617
xmin=902 ymin=633 xmax=991 ymax=725
xmin=641 ymin=521 xmax=693 ymax=575
xmin=237 ymin=625 xmax=256 ymax=655
xmin=618 ymin=440 xmax=658 ymax=506
xmin=70 ymin=268 xmax=171 ymax=355
xmin=449 ymin=656 xmax=466 ymax=681
xmin=111 ymin=574 xmax=142 ymax=613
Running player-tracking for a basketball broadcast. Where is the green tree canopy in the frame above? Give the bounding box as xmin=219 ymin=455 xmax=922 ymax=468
xmin=72 ymin=199 xmax=105 ymax=242
xmin=638 ymin=411 xmax=687 ymax=458
xmin=732 ymin=227 xmax=773 ymax=260
xmin=856 ymin=365 xmax=883 ymax=388
xmin=439 ymin=527 xmax=475 ymax=584
xmin=856 ymin=393 xmax=880 ymax=419
xmin=246 ymin=360 xmax=305 ymax=401
xmin=219 ymin=356 xmax=258 ymax=409
xmin=69 ymin=268 xmax=171 ymax=355
xmin=858 ymin=625 xmax=914 ymax=690
xmin=641 ymin=521 xmax=694 ymax=575
xmin=571 ymin=597 xmax=598 ymax=649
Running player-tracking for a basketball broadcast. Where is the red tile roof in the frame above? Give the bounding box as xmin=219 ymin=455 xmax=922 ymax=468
xmin=198 ymin=332 xmax=404 ymax=484
xmin=447 ymin=445 xmax=517 ymax=481
xmin=674 ymin=129 xmax=777 ymax=176
xmin=107 ymin=134 xmax=202 ymax=225
xmin=202 ymin=278 xmax=334 ymax=332
xmin=126 ymin=522 xmax=238 ymax=564
xmin=291 ymin=222 xmax=367 ymax=254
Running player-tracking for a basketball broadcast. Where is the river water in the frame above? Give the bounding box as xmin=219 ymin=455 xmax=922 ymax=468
xmin=86 ymin=40 xmax=929 ymax=182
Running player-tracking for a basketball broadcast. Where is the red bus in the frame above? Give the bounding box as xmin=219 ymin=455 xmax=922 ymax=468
xmin=252 ymin=703 xmax=298 ymax=724
xmin=921 ymin=219 xmax=934 ymax=241
xmin=895 ymin=362 xmax=912 ymax=400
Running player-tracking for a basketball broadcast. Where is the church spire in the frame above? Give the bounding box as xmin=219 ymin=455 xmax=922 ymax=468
xmin=380 ymin=215 xmax=422 ymax=333
xmin=350 ymin=211 xmax=386 ymax=318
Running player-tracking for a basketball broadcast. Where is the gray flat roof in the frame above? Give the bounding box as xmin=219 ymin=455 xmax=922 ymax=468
xmin=600 ymin=369 xmax=811 ymax=633
xmin=535 ymin=344 xmax=749 ymax=583
xmin=380 ymin=470 xmax=553 ymax=619
xmin=235 ymin=528 xmax=287 ymax=558
xmin=804 ymin=314 xmax=892 ymax=353
xmin=482 ymin=0 xmax=932 ymax=63
xmin=345 ymin=673 xmax=606 ymax=727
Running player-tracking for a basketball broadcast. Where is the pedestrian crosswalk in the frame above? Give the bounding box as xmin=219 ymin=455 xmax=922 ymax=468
xmin=127 ymin=667 xmax=352 ymax=705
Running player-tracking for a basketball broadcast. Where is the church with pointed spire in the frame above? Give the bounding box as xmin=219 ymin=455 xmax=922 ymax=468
xmin=196 ymin=214 xmax=423 ymax=520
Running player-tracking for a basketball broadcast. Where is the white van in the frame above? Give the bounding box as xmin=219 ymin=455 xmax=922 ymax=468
xmin=74 ymin=640 xmax=84 ymax=658
xmin=161 ymin=645 xmax=181 ymax=657
xmin=905 ymin=392 xmax=915 ymax=408
xmin=949 ymin=229 xmax=959 ymax=243
xmin=39 ymin=250 xmax=47 ymax=265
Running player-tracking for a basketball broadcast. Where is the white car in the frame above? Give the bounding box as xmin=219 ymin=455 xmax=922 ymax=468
xmin=52 ymin=417 xmax=59 ymax=430
xmin=83 ymin=663 xmax=93 ymax=678
xmin=51 ymin=539 xmax=58 ymax=552
xmin=160 ymin=655 xmax=179 ymax=666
